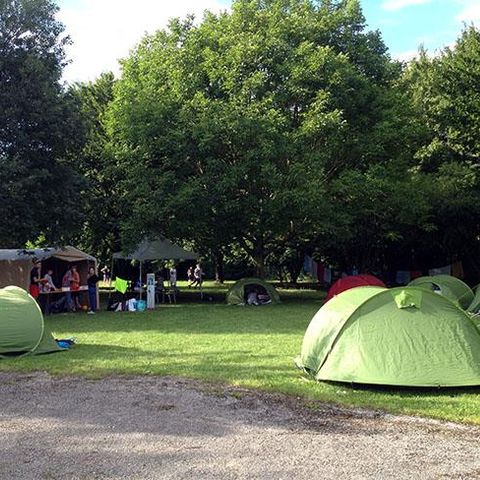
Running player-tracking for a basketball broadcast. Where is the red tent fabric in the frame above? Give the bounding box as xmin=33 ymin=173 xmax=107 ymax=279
xmin=325 ymin=274 xmax=386 ymax=302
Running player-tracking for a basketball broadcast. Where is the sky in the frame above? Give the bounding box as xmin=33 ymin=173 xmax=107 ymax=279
xmin=56 ymin=0 xmax=480 ymax=83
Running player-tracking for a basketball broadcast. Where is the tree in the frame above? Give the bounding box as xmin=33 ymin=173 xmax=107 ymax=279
xmin=109 ymin=0 xmax=399 ymax=277
xmin=71 ymin=72 xmax=123 ymax=260
xmin=403 ymin=26 xmax=480 ymax=279
xmin=0 ymin=0 xmax=84 ymax=247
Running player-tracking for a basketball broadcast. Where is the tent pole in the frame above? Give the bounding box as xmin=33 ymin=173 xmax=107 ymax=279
xmin=139 ymin=261 xmax=143 ymax=300
xmin=95 ymin=259 xmax=100 ymax=311
xmin=107 ymin=256 xmax=115 ymax=306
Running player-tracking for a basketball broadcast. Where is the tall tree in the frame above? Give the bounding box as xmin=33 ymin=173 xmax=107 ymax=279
xmin=0 ymin=0 xmax=84 ymax=247
xmin=109 ymin=0 xmax=398 ymax=276
xmin=404 ymin=26 xmax=480 ymax=278
xmin=72 ymin=72 xmax=122 ymax=261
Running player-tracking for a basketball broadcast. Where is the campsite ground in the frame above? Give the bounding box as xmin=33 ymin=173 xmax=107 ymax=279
xmin=1 ymin=372 xmax=480 ymax=479
xmin=2 ymin=284 xmax=480 ymax=478
xmin=1 ymin=283 xmax=480 ymax=425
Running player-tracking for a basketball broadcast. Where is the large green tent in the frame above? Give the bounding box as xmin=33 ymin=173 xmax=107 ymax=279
xmin=226 ymin=278 xmax=281 ymax=305
xmin=296 ymin=286 xmax=480 ymax=387
xmin=408 ymin=275 xmax=474 ymax=309
xmin=0 ymin=286 xmax=63 ymax=357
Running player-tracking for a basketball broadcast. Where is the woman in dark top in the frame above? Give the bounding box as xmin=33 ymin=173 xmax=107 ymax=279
xmin=87 ymin=266 xmax=99 ymax=314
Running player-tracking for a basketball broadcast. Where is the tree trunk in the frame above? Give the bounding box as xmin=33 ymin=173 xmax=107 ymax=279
xmin=214 ymin=250 xmax=225 ymax=284
xmin=239 ymin=237 xmax=266 ymax=279
xmin=253 ymin=247 xmax=266 ymax=279
xmin=287 ymin=250 xmax=304 ymax=285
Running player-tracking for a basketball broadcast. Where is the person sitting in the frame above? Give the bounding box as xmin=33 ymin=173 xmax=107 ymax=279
xmin=257 ymin=292 xmax=271 ymax=305
xmin=247 ymin=289 xmax=260 ymax=306
xmin=41 ymin=269 xmax=57 ymax=293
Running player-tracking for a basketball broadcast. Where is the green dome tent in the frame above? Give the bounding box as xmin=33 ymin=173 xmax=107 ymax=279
xmin=408 ymin=275 xmax=474 ymax=309
xmin=296 ymin=286 xmax=480 ymax=387
xmin=0 ymin=286 xmax=63 ymax=357
xmin=226 ymin=278 xmax=281 ymax=305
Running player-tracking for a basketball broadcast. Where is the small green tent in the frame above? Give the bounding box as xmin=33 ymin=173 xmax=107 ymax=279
xmin=408 ymin=275 xmax=474 ymax=309
xmin=226 ymin=278 xmax=281 ymax=305
xmin=296 ymin=286 xmax=480 ymax=387
xmin=0 ymin=286 xmax=63 ymax=357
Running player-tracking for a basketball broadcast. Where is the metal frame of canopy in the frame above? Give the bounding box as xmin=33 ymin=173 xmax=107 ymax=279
xmin=111 ymin=238 xmax=198 ymax=300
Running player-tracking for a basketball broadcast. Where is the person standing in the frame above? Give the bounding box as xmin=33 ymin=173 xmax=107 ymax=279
xmin=87 ymin=266 xmax=99 ymax=314
xmin=187 ymin=266 xmax=194 ymax=287
xmin=169 ymin=265 xmax=177 ymax=288
xmin=70 ymin=265 xmax=81 ymax=310
xmin=192 ymin=263 xmax=204 ymax=288
xmin=101 ymin=264 xmax=111 ymax=286
xmin=29 ymin=260 xmax=41 ymax=299
xmin=62 ymin=267 xmax=74 ymax=311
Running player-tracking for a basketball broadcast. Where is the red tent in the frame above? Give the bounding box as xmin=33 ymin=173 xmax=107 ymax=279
xmin=325 ymin=274 xmax=386 ymax=302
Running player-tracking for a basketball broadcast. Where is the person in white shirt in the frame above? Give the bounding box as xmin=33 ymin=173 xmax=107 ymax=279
xmin=169 ymin=266 xmax=177 ymax=288
xmin=41 ymin=269 xmax=57 ymax=292
xmin=191 ymin=264 xmax=204 ymax=288
xmin=247 ymin=290 xmax=259 ymax=306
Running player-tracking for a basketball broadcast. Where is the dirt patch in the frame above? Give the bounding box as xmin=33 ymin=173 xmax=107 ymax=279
xmin=0 ymin=373 xmax=479 ymax=479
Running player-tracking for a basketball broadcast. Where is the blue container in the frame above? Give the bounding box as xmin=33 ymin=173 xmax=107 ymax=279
xmin=136 ymin=299 xmax=147 ymax=312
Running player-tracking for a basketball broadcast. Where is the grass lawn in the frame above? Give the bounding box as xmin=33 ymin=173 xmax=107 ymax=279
xmin=1 ymin=285 xmax=480 ymax=425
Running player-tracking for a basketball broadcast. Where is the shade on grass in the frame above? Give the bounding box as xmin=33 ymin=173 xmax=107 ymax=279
xmin=0 ymin=295 xmax=479 ymax=425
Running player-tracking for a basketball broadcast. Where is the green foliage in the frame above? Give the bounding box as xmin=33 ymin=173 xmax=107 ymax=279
xmin=402 ymin=27 xmax=480 ymax=272
xmin=0 ymin=0 xmax=85 ymax=246
xmin=71 ymin=73 xmax=123 ymax=260
xmin=408 ymin=28 xmax=480 ymax=171
xmin=4 ymin=0 xmax=480 ymax=279
xmin=108 ymin=0 xmax=398 ymax=275
xmin=323 ymin=164 xmax=433 ymax=269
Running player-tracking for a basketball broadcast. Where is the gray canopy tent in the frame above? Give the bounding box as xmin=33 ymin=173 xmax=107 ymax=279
xmin=112 ymin=238 xmax=198 ymax=298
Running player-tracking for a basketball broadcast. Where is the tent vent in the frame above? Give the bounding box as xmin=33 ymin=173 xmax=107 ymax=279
xmin=393 ymin=290 xmax=422 ymax=309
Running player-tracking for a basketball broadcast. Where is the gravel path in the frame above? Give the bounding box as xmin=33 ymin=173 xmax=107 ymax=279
xmin=1 ymin=373 xmax=479 ymax=479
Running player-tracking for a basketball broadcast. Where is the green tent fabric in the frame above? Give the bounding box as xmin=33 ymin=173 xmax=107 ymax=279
xmin=226 ymin=278 xmax=281 ymax=305
xmin=0 ymin=286 xmax=63 ymax=357
xmin=408 ymin=275 xmax=474 ymax=309
xmin=468 ymin=285 xmax=480 ymax=313
xmin=296 ymin=286 xmax=480 ymax=387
